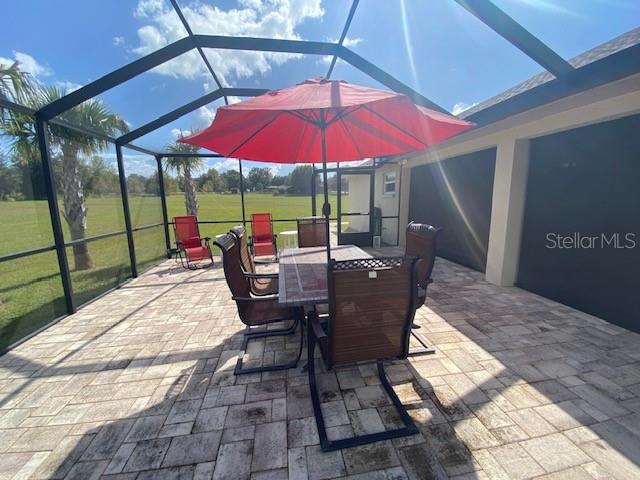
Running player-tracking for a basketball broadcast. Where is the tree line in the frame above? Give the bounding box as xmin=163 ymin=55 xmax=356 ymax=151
xmin=192 ymin=165 xmax=315 ymax=195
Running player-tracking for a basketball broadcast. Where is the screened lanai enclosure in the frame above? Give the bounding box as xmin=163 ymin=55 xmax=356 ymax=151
xmin=2 ymin=0 xmax=637 ymax=352
xmin=1 ymin=1 xmax=640 ymax=478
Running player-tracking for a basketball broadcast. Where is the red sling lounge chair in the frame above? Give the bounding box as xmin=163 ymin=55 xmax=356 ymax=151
xmin=250 ymin=213 xmax=277 ymax=258
xmin=173 ymin=215 xmax=214 ymax=269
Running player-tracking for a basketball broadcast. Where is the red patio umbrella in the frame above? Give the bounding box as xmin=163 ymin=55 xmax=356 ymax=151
xmin=181 ymin=78 xmax=473 ymax=259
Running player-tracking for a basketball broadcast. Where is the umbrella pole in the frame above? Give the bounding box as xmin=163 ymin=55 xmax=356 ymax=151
xmin=320 ymin=124 xmax=331 ymax=262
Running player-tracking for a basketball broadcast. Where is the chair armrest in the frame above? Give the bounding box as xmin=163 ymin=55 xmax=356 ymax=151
xmin=232 ymin=295 xmax=279 ymax=302
xmin=244 ymin=272 xmax=278 ymax=279
xmin=307 ymin=311 xmax=328 ymax=341
xmin=254 ymin=259 xmax=278 ymax=265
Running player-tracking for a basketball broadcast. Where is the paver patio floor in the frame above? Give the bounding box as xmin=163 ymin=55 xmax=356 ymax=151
xmin=1 ymin=255 xmax=639 ymax=479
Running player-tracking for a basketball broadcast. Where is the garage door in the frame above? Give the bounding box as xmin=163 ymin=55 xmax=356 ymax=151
xmin=517 ymin=114 xmax=640 ymax=332
xmin=408 ymin=148 xmax=496 ymax=272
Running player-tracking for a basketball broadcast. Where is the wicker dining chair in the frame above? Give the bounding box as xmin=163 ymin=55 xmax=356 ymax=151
xmin=297 ymin=216 xmax=328 ymax=247
xmin=404 ymin=222 xmax=442 ymax=355
xmin=214 ymin=233 xmax=304 ymax=375
xmin=405 ymin=222 xmax=442 ymax=306
xmin=230 ymin=225 xmax=278 ymax=296
xmin=306 ymin=256 xmax=419 ymax=451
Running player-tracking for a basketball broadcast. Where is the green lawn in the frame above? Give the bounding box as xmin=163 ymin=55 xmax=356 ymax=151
xmin=0 ymin=192 xmax=335 ymax=350
xmin=166 ymin=192 xmax=339 ymax=244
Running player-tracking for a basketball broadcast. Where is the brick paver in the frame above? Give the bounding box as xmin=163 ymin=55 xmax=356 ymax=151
xmin=1 ymin=255 xmax=639 ymax=479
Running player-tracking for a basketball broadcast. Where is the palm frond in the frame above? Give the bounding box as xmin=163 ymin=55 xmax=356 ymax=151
xmin=164 ymin=130 xmax=204 ymax=174
xmin=0 ymin=62 xmax=37 ymax=105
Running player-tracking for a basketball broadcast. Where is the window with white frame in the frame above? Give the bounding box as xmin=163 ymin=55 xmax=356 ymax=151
xmin=383 ymin=171 xmax=397 ymax=195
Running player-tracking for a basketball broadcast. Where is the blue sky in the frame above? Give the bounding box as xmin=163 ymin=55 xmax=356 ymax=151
xmin=2 ymin=0 xmax=638 ymax=176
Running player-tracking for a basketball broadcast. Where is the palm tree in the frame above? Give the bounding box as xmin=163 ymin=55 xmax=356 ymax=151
xmin=164 ymin=137 xmax=203 ymax=216
xmin=0 ymin=83 xmax=129 ymax=270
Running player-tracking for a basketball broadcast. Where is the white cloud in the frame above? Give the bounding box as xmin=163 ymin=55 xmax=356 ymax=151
xmin=0 ymin=51 xmax=51 ymax=77
xmin=319 ymin=36 xmax=362 ymax=65
xmin=101 ymin=152 xmax=157 ymax=176
xmin=451 ymin=101 xmax=479 ymax=116
xmin=267 ymin=164 xmax=282 ymax=176
xmin=0 ymin=52 xmax=82 ymax=94
xmin=135 ymin=0 xmax=165 ymax=18
xmin=211 ymin=158 xmax=242 ymax=172
xmin=112 ymin=36 xmax=125 ymax=46
xmin=55 ymin=80 xmax=82 ymax=93
xmin=342 ymin=37 xmax=362 ymax=48
xmin=197 ymin=105 xmax=216 ymax=125
xmin=131 ymin=0 xmax=324 ymax=85
xmin=208 ymin=159 xmax=281 ymax=176
xmin=14 ymin=52 xmax=51 ymax=77
xmin=170 ymin=128 xmax=191 ymax=140
xmin=197 ymin=96 xmax=242 ymax=126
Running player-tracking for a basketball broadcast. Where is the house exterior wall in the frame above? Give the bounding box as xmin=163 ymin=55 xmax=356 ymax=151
xmin=400 ymin=72 xmax=640 ymax=270
xmin=408 ymin=149 xmax=496 ymax=272
xmin=398 ymin=72 xmax=640 ymax=329
xmin=517 ymin=114 xmax=640 ymax=332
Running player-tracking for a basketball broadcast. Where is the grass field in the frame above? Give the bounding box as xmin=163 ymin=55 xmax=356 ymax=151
xmin=0 ymin=192 xmax=336 ymax=350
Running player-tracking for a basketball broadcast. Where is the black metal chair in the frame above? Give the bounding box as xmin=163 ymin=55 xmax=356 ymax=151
xmin=306 ymin=256 xmax=420 ymax=451
xmin=214 ymin=233 xmax=304 ymax=375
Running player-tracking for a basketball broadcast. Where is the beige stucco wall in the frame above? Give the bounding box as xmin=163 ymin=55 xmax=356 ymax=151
xmin=373 ymin=163 xmax=401 ymax=245
xmin=394 ymin=72 xmax=640 ymax=285
xmin=342 ymin=174 xmax=369 ymax=234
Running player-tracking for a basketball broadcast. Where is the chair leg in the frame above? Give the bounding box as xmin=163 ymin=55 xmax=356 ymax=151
xmin=307 ymin=329 xmax=418 ymax=452
xmin=408 ymin=329 xmax=436 ymax=356
xmin=234 ymin=318 xmax=303 ymax=375
xmin=207 ymin=244 xmax=215 ymax=266
xmin=178 ymin=250 xmax=188 ymax=269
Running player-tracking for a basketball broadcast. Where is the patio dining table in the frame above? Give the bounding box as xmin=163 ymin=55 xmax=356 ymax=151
xmin=278 ymin=244 xmax=371 ymax=306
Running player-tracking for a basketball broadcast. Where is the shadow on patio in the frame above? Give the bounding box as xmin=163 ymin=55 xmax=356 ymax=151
xmin=0 ymin=255 xmax=639 ymax=479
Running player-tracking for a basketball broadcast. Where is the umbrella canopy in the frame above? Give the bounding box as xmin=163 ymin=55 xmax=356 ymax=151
xmin=181 ymin=78 xmax=474 ymax=260
xmin=181 ymin=79 xmax=473 ymax=163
